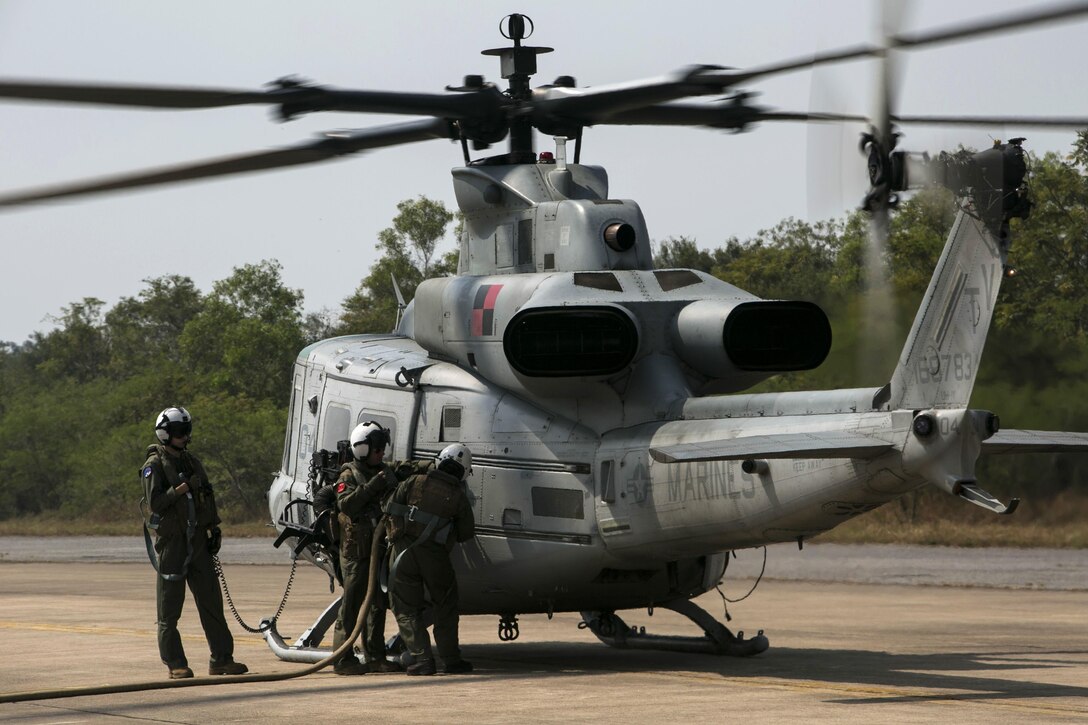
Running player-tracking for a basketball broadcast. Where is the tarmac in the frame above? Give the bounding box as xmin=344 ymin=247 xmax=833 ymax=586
xmin=0 ymin=539 xmax=1086 ymax=723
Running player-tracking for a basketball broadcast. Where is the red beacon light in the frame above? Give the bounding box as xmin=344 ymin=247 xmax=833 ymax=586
xmin=538 ymin=151 xmax=555 ymax=163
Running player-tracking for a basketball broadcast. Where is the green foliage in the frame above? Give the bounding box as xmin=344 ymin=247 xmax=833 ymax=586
xmin=182 ymin=392 xmax=286 ymax=518
xmin=1071 ymin=130 xmax=1088 ymax=171
xmin=0 ymin=388 xmax=64 ymax=518
xmin=654 ymin=236 xmax=721 ymax=273
xmin=338 ymin=196 xmax=459 ymax=334
xmin=105 ymin=275 xmax=204 ymax=375
xmin=995 ymin=150 xmax=1088 ymax=337
xmin=33 ymin=298 xmax=110 ymax=382
xmin=383 ymin=195 xmax=455 ymax=278
xmin=0 ymin=263 xmax=302 ymax=522
xmin=887 ymin=186 xmax=959 ymax=294
xmin=713 ymin=218 xmax=849 ymax=306
xmin=179 ymin=260 xmax=304 ymax=405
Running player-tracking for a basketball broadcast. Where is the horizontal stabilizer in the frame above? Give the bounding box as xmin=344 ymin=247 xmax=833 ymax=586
xmin=649 ymin=431 xmax=893 ymax=464
xmin=982 ymin=429 xmax=1088 ymax=455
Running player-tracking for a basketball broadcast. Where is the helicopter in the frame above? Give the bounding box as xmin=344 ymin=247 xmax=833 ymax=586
xmin=2 ymin=6 xmax=1088 ymax=662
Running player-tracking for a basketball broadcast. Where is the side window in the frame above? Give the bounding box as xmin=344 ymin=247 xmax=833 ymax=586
xmin=600 ymin=460 xmax=616 ymax=503
xmin=495 ymin=223 xmax=514 ymax=268
xmin=357 ymin=411 xmax=398 ymax=455
xmin=322 ymin=404 xmax=352 ymax=452
xmin=283 ymin=373 xmax=302 ymax=476
xmin=517 ymin=218 xmax=534 ymax=267
xmin=441 ymin=406 xmax=462 ymax=442
xmin=299 ymin=424 xmax=313 ymax=463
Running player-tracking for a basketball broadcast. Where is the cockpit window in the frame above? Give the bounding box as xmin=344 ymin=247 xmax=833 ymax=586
xmin=573 ymin=272 xmax=622 ymax=291
xmin=654 ymin=269 xmax=701 ymax=291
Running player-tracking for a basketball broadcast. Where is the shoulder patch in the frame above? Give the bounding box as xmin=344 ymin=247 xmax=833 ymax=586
xmin=143 ymin=466 xmax=153 ymax=478
xmin=336 ymin=482 xmax=347 ymax=494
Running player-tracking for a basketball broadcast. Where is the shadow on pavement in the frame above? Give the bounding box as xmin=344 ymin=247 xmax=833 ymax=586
xmin=470 ymin=640 xmax=1088 ymax=705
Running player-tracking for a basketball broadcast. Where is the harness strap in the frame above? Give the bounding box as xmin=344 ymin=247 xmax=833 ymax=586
xmin=381 ymin=501 xmax=451 ymax=593
xmin=384 ymin=501 xmax=451 ymax=545
xmin=143 ymin=493 xmax=197 ymax=581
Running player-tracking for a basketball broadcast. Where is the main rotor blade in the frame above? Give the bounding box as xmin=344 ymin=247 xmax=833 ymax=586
xmin=0 ymin=118 xmax=454 ymax=209
xmin=0 ymin=79 xmax=295 ymax=109
xmin=284 ymin=87 xmax=507 ymax=119
xmin=562 ymin=101 xmax=1088 ymax=133
xmin=707 ymin=1 xmax=1088 ymax=87
xmin=893 ymin=0 xmax=1088 ymax=49
xmin=893 ymin=114 xmax=1088 ymax=129
xmin=601 ymin=102 xmax=866 ymax=128
xmin=0 ymin=79 xmax=506 ymax=119
xmin=532 ymin=67 xmax=731 ymax=124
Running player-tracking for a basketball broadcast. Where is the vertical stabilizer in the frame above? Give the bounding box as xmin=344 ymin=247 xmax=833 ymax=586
xmin=888 ymin=210 xmax=1008 ymax=410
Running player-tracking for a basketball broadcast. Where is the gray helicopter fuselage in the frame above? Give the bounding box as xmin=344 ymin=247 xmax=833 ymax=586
xmin=266 ymin=153 xmax=909 ymax=616
xmin=268 ymin=157 xmax=1019 ymax=617
xmin=270 ymin=160 xmax=905 ymax=615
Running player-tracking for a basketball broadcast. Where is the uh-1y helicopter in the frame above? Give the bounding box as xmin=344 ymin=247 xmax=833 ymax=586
xmin=3 ymin=8 xmax=1088 ymax=662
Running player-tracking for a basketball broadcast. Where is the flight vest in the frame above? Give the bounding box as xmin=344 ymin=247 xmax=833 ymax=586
xmin=142 ymin=444 xmax=218 ymax=536
xmin=402 ymin=469 xmax=463 ymax=539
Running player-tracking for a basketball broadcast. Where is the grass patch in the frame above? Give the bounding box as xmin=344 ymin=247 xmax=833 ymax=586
xmin=814 ymin=488 xmax=1088 ymax=547
xmin=815 ymin=513 xmax=1088 ymax=547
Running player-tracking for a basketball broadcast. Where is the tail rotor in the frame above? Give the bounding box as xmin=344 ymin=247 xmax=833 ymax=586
xmin=859 ymin=0 xmax=911 ymax=378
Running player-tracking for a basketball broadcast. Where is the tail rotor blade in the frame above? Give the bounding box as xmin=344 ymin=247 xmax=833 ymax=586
xmin=861 ymin=0 xmax=912 ymax=379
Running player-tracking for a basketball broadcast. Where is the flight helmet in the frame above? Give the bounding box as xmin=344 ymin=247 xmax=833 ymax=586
xmin=436 ymin=442 xmax=473 ymax=480
xmin=155 ymin=407 xmax=192 ymax=443
xmin=350 ymin=421 xmax=390 ymax=459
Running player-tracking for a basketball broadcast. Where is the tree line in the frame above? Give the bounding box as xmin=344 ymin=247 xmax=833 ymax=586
xmin=1 ymin=137 xmax=1085 ymax=524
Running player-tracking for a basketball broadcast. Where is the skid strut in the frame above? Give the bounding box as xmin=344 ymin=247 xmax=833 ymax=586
xmin=262 ymin=595 xmax=432 ymax=665
xmin=262 ymin=597 xmax=341 ymax=663
xmin=580 ymin=598 xmax=769 ymax=656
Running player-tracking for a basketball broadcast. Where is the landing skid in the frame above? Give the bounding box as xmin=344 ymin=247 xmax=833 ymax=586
xmin=262 ymin=597 xmax=341 ymax=664
xmin=580 ymin=598 xmax=769 ymax=657
xmin=260 ymin=595 xmax=423 ymax=665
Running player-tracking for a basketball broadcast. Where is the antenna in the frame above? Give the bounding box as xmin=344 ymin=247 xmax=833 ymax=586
xmin=391 ymin=273 xmax=407 ymax=332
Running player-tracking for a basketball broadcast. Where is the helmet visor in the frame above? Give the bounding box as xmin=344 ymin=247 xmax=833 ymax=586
xmin=165 ymin=421 xmax=192 ymax=438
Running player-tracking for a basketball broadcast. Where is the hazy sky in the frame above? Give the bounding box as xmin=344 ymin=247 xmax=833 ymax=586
xmin=1 ymin=0 xmax=1085 ymax=343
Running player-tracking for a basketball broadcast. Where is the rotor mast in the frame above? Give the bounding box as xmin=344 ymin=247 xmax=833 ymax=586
xmin=482 ymin=14 xmax=552 ymax=162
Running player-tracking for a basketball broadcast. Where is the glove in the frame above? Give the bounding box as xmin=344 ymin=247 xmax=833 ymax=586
xmin=208 ymin=527 xmax=222 ymax=556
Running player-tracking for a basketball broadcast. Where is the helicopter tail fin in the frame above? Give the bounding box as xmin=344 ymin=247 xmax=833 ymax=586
xmin=886 ymin=209 xmax=1008 ymax=411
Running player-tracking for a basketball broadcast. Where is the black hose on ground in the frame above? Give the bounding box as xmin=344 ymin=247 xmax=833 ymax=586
xmin=0 ymin=523 xmax=388 ymax=704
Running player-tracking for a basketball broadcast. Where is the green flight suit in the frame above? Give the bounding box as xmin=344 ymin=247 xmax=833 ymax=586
xmin=387 ymin=468 xmax=475 ymax=664
xmin=142 ymin=443 xmax=234 ymax=671
xmin=330 ymin=457 xmax=427 ymax=664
